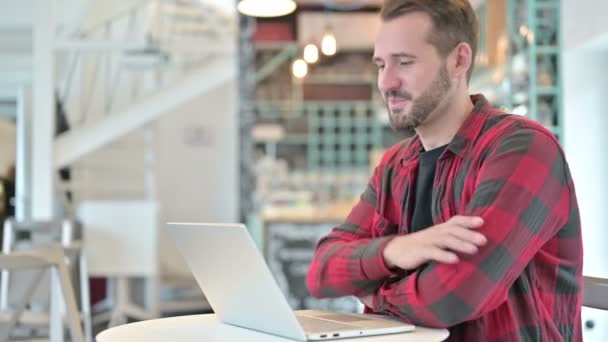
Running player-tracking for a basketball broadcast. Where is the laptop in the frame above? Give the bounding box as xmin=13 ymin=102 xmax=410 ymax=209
xmin=165 ymin=222 xmax=415 ymax=341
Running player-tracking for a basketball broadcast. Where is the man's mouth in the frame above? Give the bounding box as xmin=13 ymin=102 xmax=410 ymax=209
xmin=388 ymin=97 xmax=409 ymax=111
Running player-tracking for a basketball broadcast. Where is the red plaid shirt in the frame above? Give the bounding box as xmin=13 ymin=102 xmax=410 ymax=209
xmin=307 ymin=95 xmax=583 ymax=341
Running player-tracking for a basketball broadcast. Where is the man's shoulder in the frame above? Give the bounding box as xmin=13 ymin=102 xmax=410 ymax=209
xmin=476 ymin=112 xmax=558 ymax=150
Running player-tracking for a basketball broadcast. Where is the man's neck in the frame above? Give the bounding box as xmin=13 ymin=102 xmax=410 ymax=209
xmin=416 ymin=91 xmax=474 ymax=151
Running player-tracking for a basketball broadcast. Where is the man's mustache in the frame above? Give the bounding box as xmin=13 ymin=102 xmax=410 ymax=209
xmin=385 ymin=91 xmax=412 ymax=101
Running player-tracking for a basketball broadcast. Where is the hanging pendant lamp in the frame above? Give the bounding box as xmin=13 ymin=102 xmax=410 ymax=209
xmin=321 ymin=30 xmax=337 ymax=56
xmin=237 ymin=0 xmax=297 ymax=18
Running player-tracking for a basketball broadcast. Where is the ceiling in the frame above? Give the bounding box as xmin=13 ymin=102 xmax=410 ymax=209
xmin=295 ymin=0 xmax=485 ymax=50
xmin=294 ymin=0 xmax=484 ymax=9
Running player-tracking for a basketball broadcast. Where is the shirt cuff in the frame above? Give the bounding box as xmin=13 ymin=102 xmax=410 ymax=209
xmin=360 ymin=236 xmax=398 ymax=280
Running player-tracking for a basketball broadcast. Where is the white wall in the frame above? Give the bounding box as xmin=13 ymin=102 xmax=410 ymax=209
xmin=155 ymin=79 xmax=238 ymax=275
xmin=563 ymin=0 xmax=608 ymax=51
xmin=563 ymin=50 xmax=608 ymax=278
xmin=563 ymin=2 xmax=608 ymax=337
xmin=564 ymin=47 xmax=608 ymax=342
xmin=0 ymin=0 xmax=34 ymax=29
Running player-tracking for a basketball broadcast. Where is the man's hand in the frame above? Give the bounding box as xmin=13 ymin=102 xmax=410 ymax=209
xmin=382 ymin=215 xmax=487 ymax=270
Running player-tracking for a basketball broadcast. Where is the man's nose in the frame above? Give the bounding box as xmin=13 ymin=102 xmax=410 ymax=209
xmin=379 ymin=70 xmax=401 ymax=94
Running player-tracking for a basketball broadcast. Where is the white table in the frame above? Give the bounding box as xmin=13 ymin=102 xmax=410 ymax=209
xmin=96 ymin=314 xmax=449 ymax=341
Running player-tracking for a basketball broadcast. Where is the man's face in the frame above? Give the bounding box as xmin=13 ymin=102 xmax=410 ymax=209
xmin=373 ymin=12 xmax=453 ymax=131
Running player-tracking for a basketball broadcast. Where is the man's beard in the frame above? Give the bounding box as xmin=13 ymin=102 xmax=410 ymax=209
xmin=385 ymin=64 xmax=452 ymax=132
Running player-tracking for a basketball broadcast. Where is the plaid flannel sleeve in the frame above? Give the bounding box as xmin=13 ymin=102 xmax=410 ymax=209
xmin=306 ymin=162 xmax=398 ymax=298
xmin=371 ymin=128 xmax=574 ymax=328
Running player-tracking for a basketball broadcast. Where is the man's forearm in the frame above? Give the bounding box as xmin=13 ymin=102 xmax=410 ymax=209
xmin=307 ymin=235 xmax=396 ymax=298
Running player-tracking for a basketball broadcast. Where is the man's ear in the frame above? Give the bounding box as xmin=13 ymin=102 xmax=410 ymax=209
xmin=448 ymin=42 xmax=473 ymax=80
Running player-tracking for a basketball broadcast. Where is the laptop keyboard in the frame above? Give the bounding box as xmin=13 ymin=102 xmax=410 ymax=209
xmin=296 ymin=315 xmax=358 ymax=333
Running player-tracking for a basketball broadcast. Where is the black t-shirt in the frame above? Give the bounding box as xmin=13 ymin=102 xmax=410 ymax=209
xmin=410 ymin=145 xmax=447 ymax=233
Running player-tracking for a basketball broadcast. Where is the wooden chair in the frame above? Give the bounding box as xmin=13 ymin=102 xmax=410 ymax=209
xmin=0 ymin=247 xmax=84 ymax=341
xmin=0 ymin=219 xmax=92 ymax=341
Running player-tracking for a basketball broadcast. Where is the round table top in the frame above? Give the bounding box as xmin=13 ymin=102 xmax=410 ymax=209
xmin=97 ymin=314 xmax=449 ymax=342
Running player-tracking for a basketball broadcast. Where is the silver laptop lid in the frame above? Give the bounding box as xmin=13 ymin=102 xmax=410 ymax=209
xmin=166 ymin=222 xmax=307 ymax=341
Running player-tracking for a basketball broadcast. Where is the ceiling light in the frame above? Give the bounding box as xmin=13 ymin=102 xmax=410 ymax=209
xmin=237 ymin=0 xmax=296 ymax=18
xmin=321 ymin=31 xmax=337 ymax=56
xmin=292 ymin=59 xmax=308 ymax=78
xmin=303 ymin=43 xmax=319 ymax=64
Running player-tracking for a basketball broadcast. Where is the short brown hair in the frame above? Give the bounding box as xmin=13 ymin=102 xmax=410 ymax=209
xmin=381 ymin=0 xmax=479 ymax=82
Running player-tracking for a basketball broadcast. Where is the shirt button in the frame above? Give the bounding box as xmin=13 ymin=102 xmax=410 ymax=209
xmin=379 ymin=222 xmax=385 ymax=228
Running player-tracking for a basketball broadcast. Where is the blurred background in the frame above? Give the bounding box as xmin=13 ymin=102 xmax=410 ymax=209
xmin=0 ymin=0 xmax=606 ymax=340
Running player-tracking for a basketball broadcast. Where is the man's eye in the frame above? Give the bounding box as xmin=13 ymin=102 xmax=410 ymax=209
xmin=376 ymin=65 xmax=385 ymax=70
xmin=400 ymin=61 xmax=413 ymax=66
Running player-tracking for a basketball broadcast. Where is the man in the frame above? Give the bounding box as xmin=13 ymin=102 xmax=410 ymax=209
xmin=306 ymin=0 xmax=583 ymax=341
